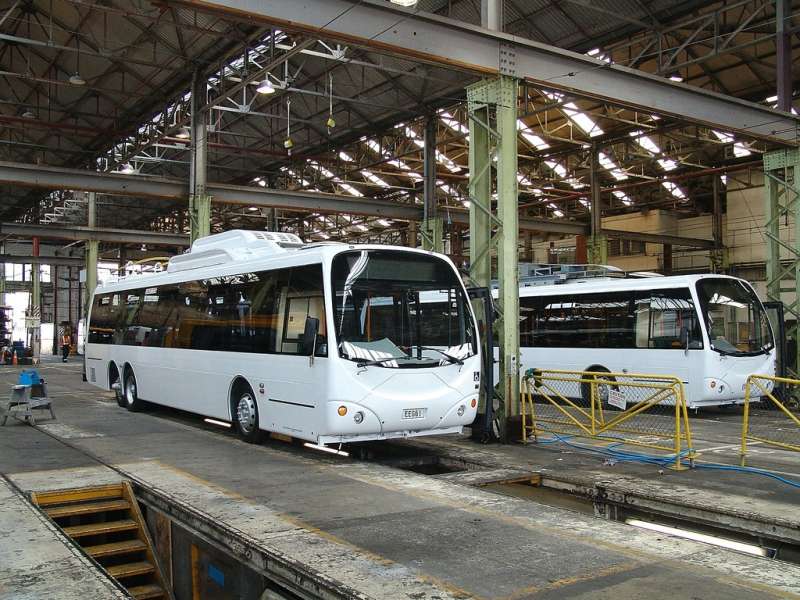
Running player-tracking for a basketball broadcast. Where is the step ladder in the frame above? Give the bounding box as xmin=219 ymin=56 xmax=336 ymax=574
xmin=31 ymin=482 xmax=170 ymax=600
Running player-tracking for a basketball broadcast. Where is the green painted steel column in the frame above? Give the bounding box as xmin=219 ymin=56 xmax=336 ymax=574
xmin=588 ymin=143 xmax=607 ymax=264
xmin=421 ymin=216 xmax=445 ymax=253
xmin=190 ymin=71 xmax=211 ymax=244
xmin=764 ymin=148 xmax=800 ymax=377
xmin=467 ymin=100 xmax=492 ymax=287
xmin=496 ymin=75 xmax=520 ymax=422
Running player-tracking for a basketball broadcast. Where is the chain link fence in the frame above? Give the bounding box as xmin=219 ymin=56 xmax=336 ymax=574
xmin=521 ymin=368 xmax=695 ymax=470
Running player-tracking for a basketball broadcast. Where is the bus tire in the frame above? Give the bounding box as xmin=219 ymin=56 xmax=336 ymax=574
xmin=232 ymin=381 xmax=263 ymax=444
xmin=123 ymin=368 xmax=145 ymax=412
xmin=580 ymin=366 xmax=619 ymax=410
xmin=110 ymin=363 xmax=124 ymax=407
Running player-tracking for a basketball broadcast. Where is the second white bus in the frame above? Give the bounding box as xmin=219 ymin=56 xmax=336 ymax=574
xmin=514 ymin=273 xmax=775 ymax=408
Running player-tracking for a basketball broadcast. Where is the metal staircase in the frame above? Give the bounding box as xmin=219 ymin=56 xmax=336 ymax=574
xmin=31 ymin=482 xmax=169 ymax=600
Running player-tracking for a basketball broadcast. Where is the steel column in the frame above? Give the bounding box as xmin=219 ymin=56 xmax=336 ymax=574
xmin=711 ymin=174 xmax=727 ymax=273
xmin=422 ymin=115 xmax=443 ymax=252
xmin=84 ymin=192 xmax=98 ymax=321
xmin=467 ymin=76 xmax=520 ymax=437
xmin=776 ymin=0 xmax=792 ymax=113
xmin=764 ymin=149 xmax=800 ymax=377
xmin=496 ymin=76 xmax=520 ymax=425
xmin=467 ymin=102 xmax=492 ymax=287
xmin=481 ymin=0 xmax=502 ymax=30
xmin=189 ymin=71 xmax=211 ymax=243
xmin=31 ymin=236 xmax=41 ymax=363
xmin=588 ymin=145 xmax=607 ymax=264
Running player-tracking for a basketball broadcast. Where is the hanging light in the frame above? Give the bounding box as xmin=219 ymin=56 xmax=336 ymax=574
xmin=390 ymin=0 xmax=418 ymax=6
xmin=70 ymin=40 xmax=86 ymax=86
xmin=257 ymin=78 xmax=275 ymax=94
xmin=21 ymin=109 xmax=35 ymax=119
xmin=120 ymin=163 xmax=135 ymax=174
xmin=69 ymin=73 xmax=86 ymax=86
xmin=176 ymin=126 xmax=191 ymax=139
xmin=284 ymin=99 xmax=293 ymax=155
xmin=326 ymin=73 xmax=336 ymax=131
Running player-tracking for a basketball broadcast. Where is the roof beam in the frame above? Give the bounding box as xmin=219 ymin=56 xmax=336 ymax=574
xmin=0 ymin=223 xmax=188 ymax=246
xmin=175 ymin=0 xmax=799 ymax=144
xmin=0 ymin=254 xmax=85 ymax=267
xmin=0 ymin=160 xmax=714 ymax=247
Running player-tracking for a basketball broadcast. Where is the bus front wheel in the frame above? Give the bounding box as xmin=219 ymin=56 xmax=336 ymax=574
xmin=233 ymin=384 xmax=263 ymax=444
xmin=580 ymin=367 xmax=619 ymax=410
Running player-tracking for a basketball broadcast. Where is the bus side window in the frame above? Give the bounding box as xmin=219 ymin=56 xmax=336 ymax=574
xmin=280 ymin=265 xmax=326 ymax=356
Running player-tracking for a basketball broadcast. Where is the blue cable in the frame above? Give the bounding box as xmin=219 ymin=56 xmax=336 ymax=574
xmin=533 ymin=432 xmax=800 ymax=489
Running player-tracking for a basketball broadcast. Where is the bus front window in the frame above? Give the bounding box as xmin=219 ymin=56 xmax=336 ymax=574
xmin=696 ymin=278 xmax=773 ymax=356
xmin=331 ymin=250 xmax=477 ymax=367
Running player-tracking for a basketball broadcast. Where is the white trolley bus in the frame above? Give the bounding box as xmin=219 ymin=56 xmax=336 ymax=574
xmin=513 ymin=269 xmax=775 ymax=408
xmin=85 ymin=230 xmax=481 ymax=444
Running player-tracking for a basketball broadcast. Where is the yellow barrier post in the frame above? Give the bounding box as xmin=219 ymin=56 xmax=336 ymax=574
xmin=741 ymin=376 xmax=752 ymax=466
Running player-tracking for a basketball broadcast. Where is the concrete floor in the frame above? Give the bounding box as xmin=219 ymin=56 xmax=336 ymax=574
xmin=1 ymin=359 xmax=800 ymax=599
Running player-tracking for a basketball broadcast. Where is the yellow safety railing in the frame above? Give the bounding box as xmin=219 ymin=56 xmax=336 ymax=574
xmin=521 ymin=368 xmax=695 ymax=470
xmin=741 ymin=374 xmax=800 ymax=465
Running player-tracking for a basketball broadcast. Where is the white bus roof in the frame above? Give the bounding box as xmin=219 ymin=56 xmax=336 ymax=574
xmin=517 ymin=273 xmax=748 ymax=298
xmin=94 ymin=230 xmax=453 ymax=295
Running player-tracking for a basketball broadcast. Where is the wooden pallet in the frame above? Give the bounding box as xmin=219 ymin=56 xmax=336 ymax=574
xmin=31 ymin=482 xmax=170 ymax=600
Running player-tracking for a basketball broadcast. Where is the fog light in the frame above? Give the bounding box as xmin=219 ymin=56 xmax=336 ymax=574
xmin=710 ymin=381 xmax=716 ymax=389
xmin=457 ymin=405 xmax=465 ymax=417
xmin=353 ymin=411 xmax=364 ymax=424
xmin=337 ymin=405 xmax=347 ymax=416
xmin=470 ymin=398 xmax=477 ymax=408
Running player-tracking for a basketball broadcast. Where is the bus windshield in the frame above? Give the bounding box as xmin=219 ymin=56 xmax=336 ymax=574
xmin=331 ymin=250 xmax=476 ymax=367
xmin=696 ymin=278 xmax=773 ymax=356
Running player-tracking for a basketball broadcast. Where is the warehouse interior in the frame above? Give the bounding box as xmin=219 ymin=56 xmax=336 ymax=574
xmin=1 ymin=1 xmax=800 ymax=599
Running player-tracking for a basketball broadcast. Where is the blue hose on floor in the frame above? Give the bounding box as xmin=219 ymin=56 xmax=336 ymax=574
xmin=534 ymin=433 xmax=800 ymax=489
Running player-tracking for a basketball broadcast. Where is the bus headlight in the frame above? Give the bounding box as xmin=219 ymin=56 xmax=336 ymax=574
xmin=353 ymin=411 xmax=364 ymax=424
xmin=457 ymin=405 xmax=466 ymax=417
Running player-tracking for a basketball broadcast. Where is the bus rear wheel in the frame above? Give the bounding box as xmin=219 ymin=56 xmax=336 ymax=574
xmin=234 ymin=385 xmax=263 ymax=444
xmin=123 ymin=370 xmax=145 ymax=412
xmin=580 ymin=367 xmax=619 ymax=410
xmin=110 ymin=365 xmax=124 ymax=408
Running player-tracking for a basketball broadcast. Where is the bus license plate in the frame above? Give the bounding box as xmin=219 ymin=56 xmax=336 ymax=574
xmin=402 ymin=408 xmax=427 ymax=420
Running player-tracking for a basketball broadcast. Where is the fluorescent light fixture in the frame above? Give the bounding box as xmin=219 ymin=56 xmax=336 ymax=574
xmin=256 ymin=79 xmax=275 ymax=94
xmin=175 ymin=126 xmax=191 ymax=139
xmin=625 ymin=519 xmax=767 ymax=557
xmin=248 ymin=206 xmax=260 ymax=211
xmin=203 ymin=418 xmax=231 ymax=428
xmin=303 ymin=442 xmax=349 ymax=456
xmin=669 ymin=75 xmax=683 ymax=82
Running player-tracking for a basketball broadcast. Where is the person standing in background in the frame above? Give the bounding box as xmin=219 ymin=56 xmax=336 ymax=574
xmin=61 ymin=331 xmax=71 ymax=362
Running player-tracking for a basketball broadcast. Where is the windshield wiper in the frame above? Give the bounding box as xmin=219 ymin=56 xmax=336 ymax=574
xmin=354 ymin=356 xmax=402 ymax=368
xmin=419 ymin=346 xmax=465 ymax=366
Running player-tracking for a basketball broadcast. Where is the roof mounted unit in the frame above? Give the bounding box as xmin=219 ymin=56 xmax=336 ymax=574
xmin=167 ymin=230 xmax=304 ymax=273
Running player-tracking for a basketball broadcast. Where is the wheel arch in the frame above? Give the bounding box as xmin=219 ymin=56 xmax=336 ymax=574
xmin=228 ymin=375 xmax=255 ymax=421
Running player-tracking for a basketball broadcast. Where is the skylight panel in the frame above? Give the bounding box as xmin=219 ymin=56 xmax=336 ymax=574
xmin=662 ymin=181 xmax=686 ymax=200
xmin=517 ymin=120 xmax=550 ymax=150
xmin=712 ymin=131 xmax=751 ymax=157
xmin=598 ymin=152 xmax=628 ymax=181
xmin=360 ymin=170 xmax=390 ymax=188
xmin=543 ymin=92 xmax=603 ymax=137
xmin=612 ymin=190 xmax=633 ymax=206
xmin=439 ymin=111 xmax=469 ymax=136
xmin=544 ymin=160 xmax=567 ymax=178
xmin=339 ymin=151 xmax=354 ymax=162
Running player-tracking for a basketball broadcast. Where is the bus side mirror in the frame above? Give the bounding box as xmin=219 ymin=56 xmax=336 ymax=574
xmin=302 ymin=317 xmax=320 ymax=362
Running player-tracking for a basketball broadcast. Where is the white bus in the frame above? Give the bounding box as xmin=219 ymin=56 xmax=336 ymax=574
xmin=85 ymin=230 xmax=481 ymax=444
xmin=514 ymin=273 xmax=776 ymax=408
